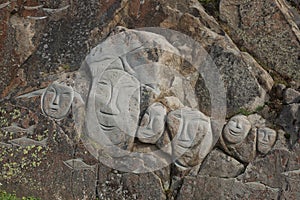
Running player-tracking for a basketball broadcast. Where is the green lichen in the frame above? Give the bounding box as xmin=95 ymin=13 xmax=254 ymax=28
xmin=0 ymin=190 xmax=40 ymax=200
xmin=10 ymin=109 xmax=21 ymax=120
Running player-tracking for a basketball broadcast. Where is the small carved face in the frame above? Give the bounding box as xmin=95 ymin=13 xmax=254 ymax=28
xmin=223 ymin=115 xmax=251 ymax=144
xmin=257 ymin=127 xmax=276 ymax=154
xmin=136 ymin=102 xmax=167 ymax=144
xmin=167 ymin=107 xmax=212 ymax=168
xmin=42 ymin=82 xmax=74 ymax=119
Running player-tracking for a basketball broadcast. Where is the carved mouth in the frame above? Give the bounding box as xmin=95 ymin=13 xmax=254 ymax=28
xmin=177 ymin=140 xmax=193 ymax=148
xmin=99 ymin=110 xmax=118 ymax=116
xmin=48 ymin=107 xmax=59 ymax=113
xmin=229 ymin=129 xmax=241 ymax=136
xmin=259 ymin=141 xmax=269 ymax=146
xmin=99 ymin=123 xmax=115 ymax=131
xmin=137 ymin=128 xmax=155 ymax=138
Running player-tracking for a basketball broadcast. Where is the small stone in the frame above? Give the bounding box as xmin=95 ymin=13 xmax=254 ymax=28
xmin=283 ymin=88 xmax=300 ymax=104
xmin=271 ymin=83 xmax=286 ymax=99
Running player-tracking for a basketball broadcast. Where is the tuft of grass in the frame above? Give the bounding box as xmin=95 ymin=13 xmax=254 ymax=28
xmin=238 ymin=108 xmax=253 ymax=116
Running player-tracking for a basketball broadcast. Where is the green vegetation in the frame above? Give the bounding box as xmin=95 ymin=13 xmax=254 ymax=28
xmin=0 ymin=190 xmax=39 ymax=200
xmin=238 ymin=104 xmax=265 ymax=116
xmin=238 ymin=108 xmax=253 ymax=116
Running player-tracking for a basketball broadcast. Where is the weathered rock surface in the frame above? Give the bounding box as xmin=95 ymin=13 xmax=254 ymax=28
xmin=177 ymin=176 xmax=279 ymax=200
xmin=277 ymin=103 xmax=300 ymax=144
xmin=239 ymin=145 xmax=300 ymax=189
xmin=220 ymin=0 xmax=300 ymax=83
xmin=283 ymin=88 xmax=300 ymax=104
xmin=199 ymin=149 xmax=245 ymax=178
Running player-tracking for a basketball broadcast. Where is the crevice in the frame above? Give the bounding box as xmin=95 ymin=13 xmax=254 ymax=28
xmin=95 ymin=164 xmax=100 ymax=199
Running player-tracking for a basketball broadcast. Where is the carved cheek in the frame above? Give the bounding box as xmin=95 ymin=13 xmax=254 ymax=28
xmin=60 ymin=93 xmax=72 ymax=110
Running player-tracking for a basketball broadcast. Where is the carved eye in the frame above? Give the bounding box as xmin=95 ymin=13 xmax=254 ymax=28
xmin=173 ymin=113 xmax=181 ymax=119
xmin=62 ymin=92 xmax=71 ymax=97
xmin=47 ymin=88 xmax=55 ymax=93
xmin=98 ymin=81 xmax=108 ymax=85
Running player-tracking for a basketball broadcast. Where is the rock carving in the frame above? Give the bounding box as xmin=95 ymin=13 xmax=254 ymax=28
xmin=167 ymin=107 xmax=213 ymax=169
xmin=137 ymin=102 xmax=167 ymax=144
xmin=41 ymin=81 xmax=74 ymax=120
xmin=257 ymin=127 xmax=276 ymax=154
xmin=16 ymin=28 xmax=227 ymax=173
xmin=222 ymin=115 xmax=251 ymax=144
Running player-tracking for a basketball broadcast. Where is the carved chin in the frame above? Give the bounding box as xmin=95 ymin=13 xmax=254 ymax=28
xmin=137 ymin=128 xmax=156 ymax=138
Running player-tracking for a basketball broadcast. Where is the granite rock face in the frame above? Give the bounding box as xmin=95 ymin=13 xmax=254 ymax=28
xmin=0 ymin=0 xmax=299 ymax=199
xmin=199 ymin=149 xmax=245 ymax=178
xmin=220 ymin=0 xmax=300 ymax=83
xmin=177 ymin=176 xmax=279 ymax=200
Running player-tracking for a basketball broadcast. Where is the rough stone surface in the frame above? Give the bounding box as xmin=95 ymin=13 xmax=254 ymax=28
xmin=177 ymin=176 xmax=279 ymax=200
xmin=283 ymin=88 xmax=300 ymax=104
xmin=220 ymin=0 xmax=300 ymax=83
xmin=199 ymin=149 xmax=245 ymax=178
xmin=277 ymin=103 xmax=300 ymax=144
xmin=239 ymin=145 xmax=300 ymax=189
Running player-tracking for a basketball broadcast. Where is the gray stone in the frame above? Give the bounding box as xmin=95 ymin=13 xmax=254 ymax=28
xmin=283 ymin=88 xmax=300 ymax=104
xmin=220 ymin=0 xmax=300 ymax=82
xmin=177 ymin=176 xmax=279 ymax=200
xmin=271 ymin=83 xmax=286 ymax=100
xmin=281 ymin=169 xmax=300 ymax=200
xmin=277 ymin=103 xmax=300 ymax=144
xmin=167 ymin=107 xmax=213 ymax=169
xmin=122 ymin=172 xmax=166 ymax=200
xmin=247 ymin=114 xmax=266 ymax=128
xmin=239 ymin=148 xmax=291 ymax=188
xmin=199 ymin=149 xmax=245 ymax=178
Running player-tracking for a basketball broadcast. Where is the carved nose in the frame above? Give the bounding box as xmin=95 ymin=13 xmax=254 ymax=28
xmin=100 ymin=89 xmax=120 ymax=115
xmin=262 ymin=132 xmax=268 ymax=142
xmin=52 ymin=95 xmax=59 ymax=105
xmin=236 ymin=120 xmax=242 ymax=129
xmin=178 ymin=122 xmax=189 ymax=141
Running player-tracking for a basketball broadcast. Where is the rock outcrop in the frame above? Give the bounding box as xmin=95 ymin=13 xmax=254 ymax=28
xmin=0 ymin=0 xmax=299 ymax=199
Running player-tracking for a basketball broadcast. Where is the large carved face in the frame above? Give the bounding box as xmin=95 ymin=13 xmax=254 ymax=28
xmin=257 ymin=127 xmax=276 ymax=154
xmin=223 ymin=115 xmax=251 ymax=144
xmin=94 ymin=69 xmax=140 ymax=140
xmin=167 ymin=108 xmax=212 ymax=168
xmin=136 ymin=102 xmax=167 ymax=144
xmin=41 ymin=81 xmax=74 ymax=119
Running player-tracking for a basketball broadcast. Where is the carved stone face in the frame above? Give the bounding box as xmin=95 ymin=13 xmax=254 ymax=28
xmin=94 ymin=69 xmax=140 ymax=140
xmin=136 ymin=102 xmax=167 ymax=144
xmin=42 ymin=82 xmax=74 ymax=119
xmin=223 ymin=115 xmax=251 ymax=144
xmin=257 ymin=127 xmax=276 ymax=154
xmin=167 ymin=107 xmax=212 ymax=168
